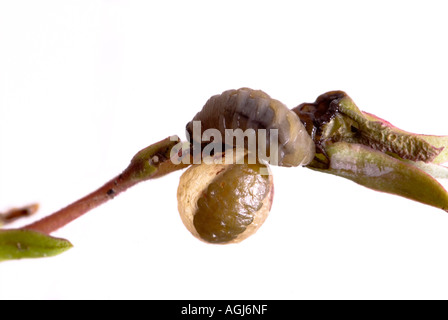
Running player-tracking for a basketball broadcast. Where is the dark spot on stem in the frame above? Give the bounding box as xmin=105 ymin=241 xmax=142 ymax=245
xmin=107 ymin=189 xmax=116 ymax=199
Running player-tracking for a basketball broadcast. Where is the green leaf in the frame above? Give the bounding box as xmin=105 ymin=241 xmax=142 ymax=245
xmin=338 ymin=97 xmax=442 ymax=163
xmin=403 ymin=160 xmax=448 ymax=180
xmin=0 ymin=229 xmax=72 ymax=262
xmin=308 ymin=142 xmax=448 ymax=212
xmin=363 ymin=111 xmax=448 ymax=164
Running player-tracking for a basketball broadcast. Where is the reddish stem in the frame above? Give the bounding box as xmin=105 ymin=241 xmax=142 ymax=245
xmin=20 ymin=136 xmax=189 ymax=235
xmin=23 ymin=173 xmax=137 ymax=234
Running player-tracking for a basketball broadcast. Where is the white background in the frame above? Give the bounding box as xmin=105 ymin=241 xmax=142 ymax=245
xmin=1 ymin=0 xmax=448 ymax=300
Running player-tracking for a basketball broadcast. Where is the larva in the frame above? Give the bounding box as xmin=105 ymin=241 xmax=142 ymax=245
xmin=186 ymin=88 xmax=315 ymax=167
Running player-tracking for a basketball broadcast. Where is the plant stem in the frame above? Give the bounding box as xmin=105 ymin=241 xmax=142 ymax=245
xmin=21 ymin=135 xmax=189 ymax=235
xmin=23 ymin=173 xmax=137 ymax=234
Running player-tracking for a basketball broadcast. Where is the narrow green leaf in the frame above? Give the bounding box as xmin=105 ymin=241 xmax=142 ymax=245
xmin=403 ymin=160 xmax=448 ymax=180
xmin=0 ymin=229 xmax=72 ymax=262
xmin=338 ymin=97 xmax=442 ymax=163
xmin=308 ymin=142 xmax=448 ymax=212
xmin=363 ymin=112 xmax=448 ymax=164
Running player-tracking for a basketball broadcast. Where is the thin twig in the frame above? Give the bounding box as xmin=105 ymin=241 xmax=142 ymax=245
xmin=22 ymin=174 xmax=137 ymax=234
xmin=21 ymin=136 xmax=189 ymax=235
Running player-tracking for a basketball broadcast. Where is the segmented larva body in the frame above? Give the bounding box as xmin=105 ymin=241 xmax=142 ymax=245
xmin=186 ymin=88 xmax=315 ymax=167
